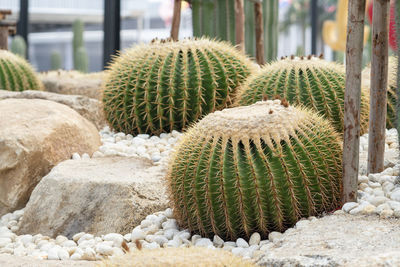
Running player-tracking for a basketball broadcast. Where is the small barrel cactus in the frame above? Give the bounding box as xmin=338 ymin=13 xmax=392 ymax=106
xmin=235 ymin=56 xmax=370 ymax=134
xmin=167 ymin=100 xmax=343 ymax=240
xmin=103 ymin=38 xmax=255 ymax=135
xmin=10 ymin=35 xmax=27 ymax=58
xmin=0 ymin=50 xmax=43 ymax=91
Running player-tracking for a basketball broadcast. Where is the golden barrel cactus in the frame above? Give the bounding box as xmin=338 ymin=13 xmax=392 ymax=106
xmin=168 ymin=100 xmax=343 ymax=240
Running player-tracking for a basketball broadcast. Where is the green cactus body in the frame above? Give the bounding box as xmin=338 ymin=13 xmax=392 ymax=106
xmin=73 ymin=19 xmax=84 ymax=70
xmin=0 ymin=50 xmax=43 ymax=91
xmin=235 ymin=57 xmax=370 ymax=134
xmin=50 ymin=51 xmax=62 ymax=70
xmin=103 ymin=38 xmax=255 ymax=135
xmin=167 ymin=100 xmax=343 ymax=240
xmin=10 ymin=35 xmax=27 ymax=58
xmin=75 ymin=46 xmax=89 ymax=73
xmin=263 ymin=0 xmax=279 ymax=62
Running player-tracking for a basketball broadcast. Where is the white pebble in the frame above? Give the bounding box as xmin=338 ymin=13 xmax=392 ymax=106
xmin=131 ymin=227 xmax=146 ymax=242
xmin=47 ymin=247 xmax=60 ymax=260
xmin=58 ymin=248 xmax=70 ymax=260
xmin=268 ymin=232 xmax=283 ymax=243
xmin=249 ymin=232 xmax=261 ymax=246
xmin=162 ymin=219 xmax=178 ymax=230
xmin=236 ymin=238 xmax=249 ymax=248
xmin=95 ymin=243 xmax=114 ymax=256
xmin=195 ymin=238 xmax=213 ymax=248
xmin=103 ymin=233 xmax=124 ymax=247
xmin=213 ymin=235 xmax=224 ymax=248
xmin=342 ymin=202 xmax=359 ymax=213
xmin=72 ymin=153 xmax=81 ymax=160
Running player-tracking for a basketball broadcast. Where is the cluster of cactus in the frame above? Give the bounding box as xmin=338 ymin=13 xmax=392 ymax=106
xmin=0 ymin=50 xmax=43 ymax=91
xmin=100 ymin=247 xmax=255 ymax=267
xmin=167 ymin=100 xmax=342 ymax=240
xmin=10 ymin=35 xmax=27 ymax=58
xmin=73 ymin=19 xmax=88 ymax=73
xmin=191 ymin=0 xmax=278 ymax=62
xmin=102 ymin=38 xmax=255 ymax=135
xmin=235 ymin=56 xmax=370 ymax=134
xmin=362 ymin=56 xmax=397 ymax=129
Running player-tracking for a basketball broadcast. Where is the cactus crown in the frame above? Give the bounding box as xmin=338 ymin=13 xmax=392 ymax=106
xmin=235 ymin=56 xmax=369 ymax=134
xmin=103 ymin=37 xmax=255 ymax=135
xmin=0 ymin=50 xmax=43 ymax=91
xmin=168 ymin=100 xmax=342 ymax=240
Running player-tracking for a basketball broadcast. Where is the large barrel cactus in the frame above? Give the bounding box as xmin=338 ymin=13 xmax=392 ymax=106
xmin=235 ymin=57 xmax=370 ymax=134
xmin=362 ymin=56 xmax=397 ymax=129
xmin=103 ymin=38 xmax=255 ymax=135
xmin=0 ymin=50 xmax=43 ymax=91
xmin=167 ymin=100 xmax=343 ymax=240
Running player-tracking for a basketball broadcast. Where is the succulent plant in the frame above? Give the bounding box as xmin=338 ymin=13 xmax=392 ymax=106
xmin=235 ymin=56 xmax=370 ymax=134
xmin=103 ymin=38 xmax=255 ymax=135
xmin=75 ymin=46 xmax=89 ymax=73
xmin=99 ymin=247 xmax=256 ymax=267
xmin=167 ymin=100 xmax=343 ymax=240
xmin=50 ymin=51 xmax=62 ymax=70
xmin=362 ymin=56 xmax=397 ymax=129
xmin=0 ymin=50 xmax=43 ymax=91
xmin=10 ymin=35 xmax=27 ymax=58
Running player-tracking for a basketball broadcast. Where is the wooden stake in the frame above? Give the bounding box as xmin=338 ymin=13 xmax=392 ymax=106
xmin=342 ymin=0 xmax=366 ymax=203
xmin=235 ymin=0 xmax=245 ymax=52
xmin=368 ymin=0 xmax=390 ymax=174
xmin=170 ymin=0 xmax=182 ymax=41
xmin=254 ymin=1 xmax=265 ymax=65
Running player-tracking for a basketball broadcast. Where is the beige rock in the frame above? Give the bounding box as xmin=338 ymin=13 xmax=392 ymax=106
xmin=0 ymin=99 xmax=101 ymax=216
xmin=17 ymin=156 xmax=169 ymax=238
xmin=39 ymin=70 xmax=104 ymax=100
xmin=0 ymin=89 xmax=106 ymax=129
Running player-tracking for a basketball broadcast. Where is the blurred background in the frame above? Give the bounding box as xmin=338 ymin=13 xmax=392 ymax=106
xmin=2 ymin=0 xmax=382 ymax=72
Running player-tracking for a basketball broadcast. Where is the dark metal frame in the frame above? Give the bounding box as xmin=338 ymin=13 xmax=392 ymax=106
xmin=103 ymin=0 xmax=121 ymax=69
xmin=17 ymin=0 xmax=28 ymax=58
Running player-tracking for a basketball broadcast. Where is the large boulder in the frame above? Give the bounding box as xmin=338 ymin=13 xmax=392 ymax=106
xmin=0 ymin=98 xmax=101 ymax=216
xmin=0 ymin=89 xmax=106 ymax=129
xmin=17 ymin=156 xmax=169 ymax=238
xmin=39 ymin=70 xmax=104 ymax=100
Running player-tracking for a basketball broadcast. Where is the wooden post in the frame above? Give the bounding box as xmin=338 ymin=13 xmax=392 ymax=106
xmin=254 ymin=1 xmax=264 ymax=65
xmin=235 ymin=0 xmax=245 ymax=52
xmin=367 ymin=0 xmax=390 ymax=174
xmin=0 ymin=10 xmax=16 ymax=50
xmin=171 ymin=0 xmax=182 ymax=41
xmin=342 ymin=0 xmax=366 ymax=203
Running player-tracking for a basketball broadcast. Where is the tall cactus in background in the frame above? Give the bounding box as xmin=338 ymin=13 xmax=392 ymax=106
xmin=190 ymin=0 xmax=278 ymax=62
xmin=10 ymin=35 xmax=26 ymax=58
xmin=50 ymin=51 xmax=62 ymax=70
xmin=72 ymin=19 xmax=88 ymax=72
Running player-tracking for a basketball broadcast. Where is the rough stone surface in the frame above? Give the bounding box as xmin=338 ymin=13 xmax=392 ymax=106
xmin=256 ymin=213 xmax=400 ymax=267
xmin=39 ymin=70 xmax=104 ymax=100
xmin=17 ymin=156 xmax=169 ymax=238
xmin=0 ymin=89 xmax=106 ymax=129
xmin=0 ymin=255 xmax=97 ymax=266
xmin=0 ymin=99 xmax=101 ymax=216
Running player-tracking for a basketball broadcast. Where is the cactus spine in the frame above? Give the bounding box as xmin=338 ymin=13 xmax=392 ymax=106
xmin=235 ymin=57 xmax=370 ymax=134
xmin=0 ymin=50 xmax=43 ymax=91
xmin=72 ymin=19 xmax=88 ymax=72
xmin=50 ymin=51 xmax=62 ymax=70
xmin=10 ymin=35 xmax=26 ymax=58
xmin=168 ymin=100 xmax=343 ymax=240
xmin=103 ymin=38 xmax=255 ymax=135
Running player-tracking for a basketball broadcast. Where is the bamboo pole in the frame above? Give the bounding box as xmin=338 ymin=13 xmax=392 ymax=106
xmin=367 ymin=0 xmax=390 ymax=174
xmin=254 ymin=1 xmax=265 ymax=65
xmin=170 ymin=0 xmax=182 ymax=41
xmin=235 ymin=0 xmax=245 ymax=52
xmin=342 ymin=0 xmax=367 ymax=203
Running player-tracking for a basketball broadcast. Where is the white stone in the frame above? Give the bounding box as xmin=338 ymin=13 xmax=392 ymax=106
xmin=61 ymin=240 xmax=77 ymax=248
xmin=162 ymin=219 xmax=178 ymax=230
xmin=72 ymin=232 xmax=85 ymax=242
xmin=268 ymin=232 xmax=283 ymax=243
xmin=390 ymin=190 xmax=400 ymax=201
xmin=342 ymin=202 xmax=359 ymax=212
xmin=104 ymin=233 xmax=124 ymax=247
xmin=58 ymin=248 xmax=70 ymax=260
xmin=369 ymin=196 xmax=388 ymax=206
xmin=231 ymin=247 xmax=245 ymax=256
xmin=72 ymin=153 xmax=81 ymax=160
xmin=77 ymin=233 xmax=94 ymax=245
xmin=81 ymin=153 xmax=90 ymax=159
xmin=137 ymin=134 xmax=150 ymax=139
xmin=236 ymin=238 xmax=249 ymax=248
xmin=112 ymin=247 xmax=124 ymax=256
xmin=164 ymin=208 xmax=173 ymax=218
xmin=191 ymin=234 xmax=201 ymax=244
xmin=164 ymin=228 xmax=179 ymax=240
xmin=249 ymin=232 xmax=261 ymax=246
xmin=70 ymin=253 xmax=82 ymax=260
xmin=47 ymin=247 xmax=60 ymax=260
xmin=143 ymin=241 xmax=160 ymax=249
xmin=380 ymin=209 xmax=394 ymax=218
xmin=165 ymin=238 xmax=181 ymax=248
xmin=368 ymin=181 xmax=381 ymax=188
xmin=131 ymin=227 xmax=146 ymax=242
xmin=123 ymin=233 xmax=131 ymax=242
xmin=81 ymin=247 xmax=96 ymax=261
xmin=358 ymin=175 xmax=369 ymax=184
xmin=55 ymin=235 xmax=68 ymax=245
xmin=0 ymin=238 xmax=12 ymax=248
xmin=213 ymin=235 xmax=224 ymax=248
xmin=95 ymin=243 xmax=114 ymax=256
xmin=195 ymin=238 xmax=213 ymax=248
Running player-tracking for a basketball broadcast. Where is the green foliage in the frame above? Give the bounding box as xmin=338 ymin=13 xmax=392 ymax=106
xmin=50 ymin=51 xmax=62 ymax=70
xmin=0 ymin=50 xmax=43 ymax=91
xmin=235 ymin=57 xmax=370 ymax=134
xmin=10 ymin=35 xmax=26 ymax=58
xmin=74 ymin=46 xmax=88 ymax=73
xmin=167 ymin=100 xmax=343 ymax=240
xmin=103 ymin=38 xmax=255 ymax=135
xmin=191 ymin=0 xmax=278 ymax=62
